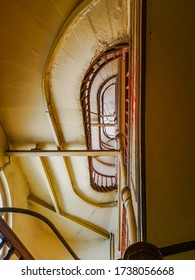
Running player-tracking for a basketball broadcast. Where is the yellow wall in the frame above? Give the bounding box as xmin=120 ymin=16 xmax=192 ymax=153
xmin=145 ymin=0 xmax=195 ymax=259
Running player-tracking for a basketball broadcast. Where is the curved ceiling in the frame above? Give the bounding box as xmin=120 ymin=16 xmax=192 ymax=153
xmin=0 ymin=0 xmax=129 ymax=259
xmin=1 ymin=0 xmax=195 ymax=261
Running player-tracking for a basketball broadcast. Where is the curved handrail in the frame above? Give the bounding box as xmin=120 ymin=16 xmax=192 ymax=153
xmin=42 ymin=0 xmax=118 ymax=208
xmin=0 ymin=207 xmax=80 ymax=260
xmin=80 ymin=44 xmax=128 ymax=192
xmin=90 ymin=164 xmax=117 ymax=192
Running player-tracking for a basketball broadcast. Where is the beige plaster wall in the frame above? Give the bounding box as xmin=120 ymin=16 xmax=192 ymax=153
xmin=145 ymin=0 xmax=195 ymax=259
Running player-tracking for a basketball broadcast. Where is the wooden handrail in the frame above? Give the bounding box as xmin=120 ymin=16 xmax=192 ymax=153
xmin=0 ymin=215 xmax=34 ymax=260
xmin=80 ymin=45 xmax=128 ymax=193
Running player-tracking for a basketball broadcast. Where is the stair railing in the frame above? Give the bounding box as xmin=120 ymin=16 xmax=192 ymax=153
xmin=0 ymin=215 xmax=34 ymax=260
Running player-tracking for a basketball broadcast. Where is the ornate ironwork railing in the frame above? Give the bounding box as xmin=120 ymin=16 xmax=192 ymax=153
xmin=80 ymin=43 xmax=129 ymax=192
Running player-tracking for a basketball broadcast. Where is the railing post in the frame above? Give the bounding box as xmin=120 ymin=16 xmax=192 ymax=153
xmin=118 ymin=134 xmax=137 ymax=245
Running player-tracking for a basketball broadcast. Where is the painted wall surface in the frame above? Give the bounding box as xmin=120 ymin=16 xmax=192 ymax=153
xmin=145 ymin=0 xmax=195 ymax=259
xmin=0 ymin=0 xmax=118 ymax=259
xmin=0 ymin=126 xmax=65 ymax=259
xmin=0 ymin=125 xmax=8 ymax=168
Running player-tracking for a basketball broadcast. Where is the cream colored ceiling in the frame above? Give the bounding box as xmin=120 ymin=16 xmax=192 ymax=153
xmin=1 ymin=0 xmax=194 ymax=260
xmin=0 ymin=0 xmax=129 ymax=255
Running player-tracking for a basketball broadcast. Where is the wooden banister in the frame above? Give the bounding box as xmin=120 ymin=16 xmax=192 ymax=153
xmin=0 ymin=215 xmax=34 ymax=260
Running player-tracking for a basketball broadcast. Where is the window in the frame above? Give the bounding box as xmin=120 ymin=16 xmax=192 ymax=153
xmin=0 ymin=176 xmax=6 ymax=258
xmin=0 ymin=172 xmax=12 ymax=225
xmin=0 ymin=172 xmax=12 ymax=259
